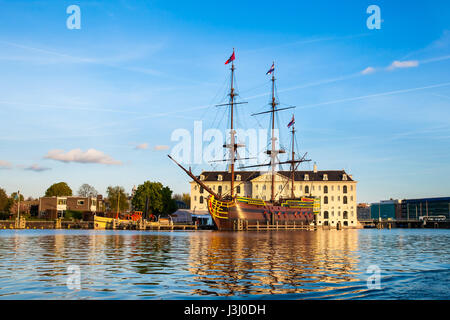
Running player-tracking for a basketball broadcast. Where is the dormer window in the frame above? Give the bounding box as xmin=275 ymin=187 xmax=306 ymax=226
xmin=304 ymin=174 xmax=309 ymax=181
xmin=342 ymin=174 xmax=347 ymax=181
xmin=323 ymin=174 xmax=328 ymax=181
xmin=200 ymin=175 xmax=205 ymax=181
xmin=218 ymin=175 xmax=223 ymax=181
xmin=236 ymin=175 xmax=241 ymax=181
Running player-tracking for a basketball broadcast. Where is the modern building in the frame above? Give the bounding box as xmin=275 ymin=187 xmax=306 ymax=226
xmin=189 ymin=164 xmax=358 ymax=228
xmin=370 ymin=200 xmax=401 ymax=220
xmin=38 ymin=195 xmax=104 ymax=219
xmin=357 ymin=203 xmax=371 ymax=220
xmin=399 ymin=197 xmax=450 ymax=220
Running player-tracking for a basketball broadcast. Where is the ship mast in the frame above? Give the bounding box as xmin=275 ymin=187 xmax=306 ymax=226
xmin=229 ymin=54 xmax=236 ymax=198
xmin=270 ymin=67 xmax=277 ymax=202
xmin=290 ymin=120 xmax=295 ymax=198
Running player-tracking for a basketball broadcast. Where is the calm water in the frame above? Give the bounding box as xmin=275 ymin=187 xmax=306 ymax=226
xmin=0 ymin=229 xmax=449 ymax=299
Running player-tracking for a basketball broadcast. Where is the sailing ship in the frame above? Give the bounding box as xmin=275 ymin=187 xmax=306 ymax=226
xmin=169 ymin=49 xmax=320 ymax=230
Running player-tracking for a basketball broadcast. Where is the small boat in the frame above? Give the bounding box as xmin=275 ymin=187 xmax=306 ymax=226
xmin=93 ymin=215 xmax=115 ymax=230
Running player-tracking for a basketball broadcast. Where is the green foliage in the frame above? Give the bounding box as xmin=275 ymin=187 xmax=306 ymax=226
xmin=132 ymin=181 xmax=177 ymax=216
xmin=65 ymin=210 xmax=82 ymax=220
xmin=0 ymin=188 xmax=12 ymax=214
xmin=10 ymin=192 xmax=24 ymax=202
xmin=45 ymin=182 xmax=72 ymax=197
xmin=106 ymin=186 xmax=129 ymax=213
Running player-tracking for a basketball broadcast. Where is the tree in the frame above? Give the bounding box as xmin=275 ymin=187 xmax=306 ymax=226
xmin=106 ymin=186 xmax=129 ymax=213
xmin=77 ymin=184 xmax=98 ymax=197
xmin=0 ymin=188 xmax=11 ymax=213
xmin=45 ymin=182 xmax=72 ymax=197
xmin=161 ymin=186 xmax=177 ymax=215
xmin=132 ymin=181 xmax=177 ymax=216
xmin=10 ymin=192 xmax=24 ymax=202
xmin=182 ymin=193 xmax=191 ymax=208
xmin=132 ymin=181 xmax=164 ymax=214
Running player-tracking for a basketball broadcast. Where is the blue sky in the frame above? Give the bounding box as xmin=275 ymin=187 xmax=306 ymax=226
xmin=0 ymin=0 xmax=449 ymax=203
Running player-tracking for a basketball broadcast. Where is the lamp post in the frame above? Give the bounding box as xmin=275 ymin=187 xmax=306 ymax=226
xmin=17 ymin=190 xmax=20 ymax=221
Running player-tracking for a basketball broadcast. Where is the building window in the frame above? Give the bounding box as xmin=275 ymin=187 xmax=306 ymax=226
xmin=236 ymin=175 xmax=241 ymax=181
xmin=57 ymin=199 xmax=66 ymax=205
xmin=350 ymin=196 xmax=353 ymax=201
xmin=342 ymin=174 xmax=347 ymax=181
xmin=343 ymin=196 xmax=348 ymax=204
xmin=77 ymin=200 xmax=85 ymax=205
xmin=218 ymin=175 xmax=223 ymax=181
xmin=199 ymin=196 xmax=204 ymax=204
xmin=200 ymin=187 xmax=204 ymax=194
xmin=263 ymin=185 xmax=266 ymax=190
xmin=194 ymin=196 xmax=197 ymax=201
xmin=351 ymin=185 xmax=353 ymax=191
xmin=343 ymin=211 xmax=348 ymax=219
xmin=338 ymin=196 xmax=340 ymax=202
xmin=194 ymin=185 xmax=197 ymax=190
xmin=200 ymin=175 xmax=205 ymax=181
xmin=331 ymin=186 xmax=334 ymax=191
xmin=323 ymin=174 xmax=328 ymax=181
xmin=331 ymin=196 xmax=334 ymax=201
xmin=324 ymin=186 xmax=328 ymax=193
xmin=218 ymin=186 xmax=222 ymax=194
xmin=318 ymin=186 xmax=321 ymax=191
xmin=343 ymin=186 xmax=347 ymax=193
xmin=304 ymin=174 xmax=309 ymax=181
xmin=237 ymin=186 xmax=241 ymax=194
xmin=256 ymin=184 xmax=259 ymax=190
xmin=278 ymin=185 xmax=282 ymax=190
xmin=338 ymin=186 xmax=340 ymax=191
xmin=305 ymin=186 xmax=309 ymax=194
xmin=324 ymin=196 xmax=328 ymax=204
xmin=324 ymin=211 xmax=329 ymax=219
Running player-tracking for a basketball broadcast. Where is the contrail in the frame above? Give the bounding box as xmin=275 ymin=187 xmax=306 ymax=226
xmin=296 ymin=82 xmax=450 ymax=109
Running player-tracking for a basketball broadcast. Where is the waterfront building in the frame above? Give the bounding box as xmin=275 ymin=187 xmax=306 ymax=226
xmin=38 ymin=195 xmax=104 ymax=219
xmin=370 ymin=200 xmax=400 ymax=220
xmin=357 ymin=203 xmax=371 ymax=220
xmin=189 ymin=164 xmax=358 ymax=228
xmin=399 ymin=197 xmax=450 ymax=220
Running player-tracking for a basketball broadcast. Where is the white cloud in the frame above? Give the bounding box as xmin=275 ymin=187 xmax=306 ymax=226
xmin=135 ymin=143 xmax=149 ymax=150
xmin=45 ymin=148 xmax=122 ymax=165
xmin=361 ymin=67 xmax=376 ymax=75
xmin=0 ymin=160 xmax=12 ymax=169
xmin=387 ymin=60 xmax=419 ymax=70
xmin=24 ymin=164 xmax=51 ymax=172
xmin=154 ymin=145 xmax=169 ymax=151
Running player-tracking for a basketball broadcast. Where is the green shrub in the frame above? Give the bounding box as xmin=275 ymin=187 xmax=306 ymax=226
xmin=65 ymin=210 xmax=82 ymax=220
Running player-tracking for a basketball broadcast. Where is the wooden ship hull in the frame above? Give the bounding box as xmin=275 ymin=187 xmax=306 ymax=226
xmin=208 ymin=195 xmax=320 ymax=231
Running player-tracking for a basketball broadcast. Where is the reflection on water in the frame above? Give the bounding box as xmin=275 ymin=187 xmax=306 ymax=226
xmin=0 ymin=229 xmax=449 ymax=299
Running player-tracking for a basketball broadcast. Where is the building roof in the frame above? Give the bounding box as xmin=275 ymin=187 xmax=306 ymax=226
xmin=195 ymin=170 xmax=354 ymax=182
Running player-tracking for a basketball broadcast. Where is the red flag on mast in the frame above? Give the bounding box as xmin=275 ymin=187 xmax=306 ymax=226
xmin=225 ymin=50 xmax=235 ymax=64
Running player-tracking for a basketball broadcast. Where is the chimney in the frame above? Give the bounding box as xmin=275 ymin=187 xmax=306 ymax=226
xmin=313 ymin=162 xmax=317 ymax=173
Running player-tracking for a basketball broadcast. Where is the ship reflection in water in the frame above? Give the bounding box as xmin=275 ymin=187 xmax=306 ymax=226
xmin=0 ymin=229 xmax=449 ymax=299
xmin=187 ymin=230 xmax=360 ymax=297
